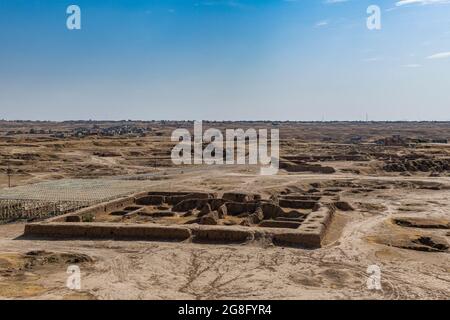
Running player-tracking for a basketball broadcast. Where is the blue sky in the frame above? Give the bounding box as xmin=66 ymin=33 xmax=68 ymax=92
xmin=0 ymin=0 xmax=449 ymax=121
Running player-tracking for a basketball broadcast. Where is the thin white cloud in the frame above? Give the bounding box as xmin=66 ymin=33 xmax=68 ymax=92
xmin=315 ymin=20 xmax=329 ymax=28
xmin=196 ymin=1 xmax=245 ymax=8
xmin=427 ymin=52 xmax=450 ymax=59
xmin=396 ymin=0 xmax=450 ymax=7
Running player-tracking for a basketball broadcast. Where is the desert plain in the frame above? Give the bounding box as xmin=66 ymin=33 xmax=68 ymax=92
xmin=0 ymin=120 xmax=449 ymax=300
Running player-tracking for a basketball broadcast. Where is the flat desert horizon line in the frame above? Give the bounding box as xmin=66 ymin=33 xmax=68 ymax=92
xmin=1 ymin=119 xmax=450 ymax=123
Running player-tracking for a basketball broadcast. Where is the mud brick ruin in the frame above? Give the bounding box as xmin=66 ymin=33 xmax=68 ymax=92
xmin=23 ymin=189 xmax=352 ymax=248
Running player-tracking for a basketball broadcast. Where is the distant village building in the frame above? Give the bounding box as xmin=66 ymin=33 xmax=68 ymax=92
xmin=349 ymin=136 xmax=363 ymax=144
xmin=375 ymin=135 xmax=407 ymax=146
xmin=432 ymin=139 xmax=448 ymax=144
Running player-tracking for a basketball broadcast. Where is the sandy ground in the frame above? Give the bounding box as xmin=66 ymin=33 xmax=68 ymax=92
xmin=0 ymin=167 xmax=449 ymax=300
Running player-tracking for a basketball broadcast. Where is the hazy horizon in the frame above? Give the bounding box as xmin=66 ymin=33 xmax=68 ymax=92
xmin=1 ymin=117 xmax=449 ymax=123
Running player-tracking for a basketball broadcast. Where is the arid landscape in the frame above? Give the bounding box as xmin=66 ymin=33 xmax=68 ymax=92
xmin=0 ymin=121 xmax=449 ymax=300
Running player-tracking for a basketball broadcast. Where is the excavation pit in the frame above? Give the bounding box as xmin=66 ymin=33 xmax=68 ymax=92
xmin=23 ymin=190 xmax=341 ymax=248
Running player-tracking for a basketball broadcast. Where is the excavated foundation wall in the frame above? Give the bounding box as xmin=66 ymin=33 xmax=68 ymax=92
xmin=24 ymin=191 xmax=337 ymax=248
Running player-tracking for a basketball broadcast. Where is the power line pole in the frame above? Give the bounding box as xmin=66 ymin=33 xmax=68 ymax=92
xmin=6 ymin=164 xmax=12 ymax=188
